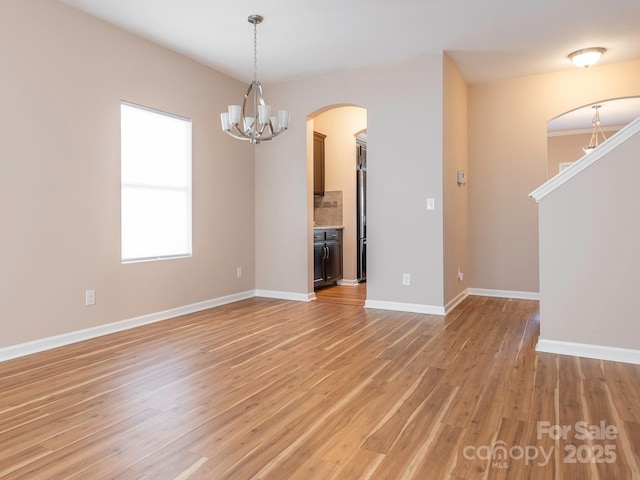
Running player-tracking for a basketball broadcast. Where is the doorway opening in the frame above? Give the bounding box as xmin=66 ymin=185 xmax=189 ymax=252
xmin=308 ymin=105 xmax=367 ymax=296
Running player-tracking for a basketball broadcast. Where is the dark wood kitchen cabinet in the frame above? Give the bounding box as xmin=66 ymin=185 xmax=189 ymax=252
xmin=313 ymin=228 xmax=342 ymax=289
xmin=313 ymin=131 xmax=326 ymax=196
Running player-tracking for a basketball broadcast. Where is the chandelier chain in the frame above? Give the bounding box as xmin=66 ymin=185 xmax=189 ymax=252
xmin=253 ymin=22 xmax=258 ymax=83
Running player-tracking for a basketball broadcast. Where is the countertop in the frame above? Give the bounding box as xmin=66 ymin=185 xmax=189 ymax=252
xmin=313 ymin=225 xmax=344 ymax=229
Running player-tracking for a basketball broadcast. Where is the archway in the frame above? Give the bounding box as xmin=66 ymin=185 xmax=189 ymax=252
xmin=547 ymin=96 xmax=640 ymax=178
xmin=308 ymin=105 xmax=367 ymax=293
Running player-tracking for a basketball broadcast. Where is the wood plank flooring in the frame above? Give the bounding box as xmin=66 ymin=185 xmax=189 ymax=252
xmin=1 ymin=295 xmax=639 ymax=479
xmin=315 ymin=283 xmax=367 ymax=307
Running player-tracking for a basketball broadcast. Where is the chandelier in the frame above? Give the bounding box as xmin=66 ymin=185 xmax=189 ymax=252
xmin=583 ymin=105 xmax=607 ymax=154
xmin=220 ymin=15 xmax=290 ymax=144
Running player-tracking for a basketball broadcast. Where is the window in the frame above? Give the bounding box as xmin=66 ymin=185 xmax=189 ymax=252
xmin=121 ymin=101 xmax=192 ymax=263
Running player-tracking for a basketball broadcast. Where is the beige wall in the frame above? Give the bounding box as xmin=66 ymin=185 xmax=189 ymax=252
xmin=256 ymin=55 xmax=446 ymax=308
xmin=538 ymin=127 xmax=640 ymax=350
xmin=313 ymin=107 xmax=367 ymax=283
xmin=443 ymin=54 xmax=469 ymax=306
xmin=547 ymin=133 xmax=592 ymax=177
xmin=0 ymin=0 xmax=255 ymax=347
xmin=468 ymin=59 xmax=640 ymax=294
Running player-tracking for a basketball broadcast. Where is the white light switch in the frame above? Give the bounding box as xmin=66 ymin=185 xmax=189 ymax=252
xmin=427 ymin=198 xmax=436 ymax=211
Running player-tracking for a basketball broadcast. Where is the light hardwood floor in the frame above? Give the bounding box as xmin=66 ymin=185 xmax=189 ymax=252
xmin=315 ymin=283 xmax=367 ymax=307
xmin=1 ymin=295 xmax=639 ymax=479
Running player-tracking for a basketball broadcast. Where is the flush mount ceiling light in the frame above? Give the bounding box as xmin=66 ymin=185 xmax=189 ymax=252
xmin=583 ymin=105 xmax=607 ymax=154
xmin=568 ymin=47 xmax=606 ymax=68
xmin=220 ymin=15 xmax=290 ymax=144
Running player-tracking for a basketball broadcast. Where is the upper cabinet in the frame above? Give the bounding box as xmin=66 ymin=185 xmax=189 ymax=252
xmin=313 ymin=131 xmax=326 ymax=196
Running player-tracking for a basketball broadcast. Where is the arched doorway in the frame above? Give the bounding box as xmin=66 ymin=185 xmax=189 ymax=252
xmin=547 ymin=96 xmax=640 ymax=178
xmin=308 ymin=105 xmax=367 ymax=294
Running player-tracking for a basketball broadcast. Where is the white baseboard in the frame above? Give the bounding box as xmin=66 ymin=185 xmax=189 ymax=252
xmin=255 ymin=289 xmax=315 ymax=302
xmin=364 ymin=287 xmax=537 ymax=316
xmin=536 ymin=339 xmax=640 ymax=365
xmin=0 ymin=285 xmax=543 ymax=364
xmin=445 ymin=289 xmax=469 ymax=314
xmin=365 ymin=300 xmax=445 ymax=316
xmin=468 ymin=288 xmax=540 ymax=301
xmin=337 ymin=279 xmax=360 ymax=286
xmin=0 ymin=290 xmax=256 ymax=363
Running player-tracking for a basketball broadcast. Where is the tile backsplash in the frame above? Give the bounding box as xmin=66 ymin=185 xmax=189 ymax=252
xmin=314 ymin=191 xmax=342 ymax=226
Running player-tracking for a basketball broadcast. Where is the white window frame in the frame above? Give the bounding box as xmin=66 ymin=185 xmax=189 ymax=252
xmin=120 ymin=101 xmax=192 ymax=263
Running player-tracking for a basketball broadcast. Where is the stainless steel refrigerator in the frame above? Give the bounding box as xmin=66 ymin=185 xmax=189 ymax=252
xmin=357 ymin=141 xmax=367 ymax=282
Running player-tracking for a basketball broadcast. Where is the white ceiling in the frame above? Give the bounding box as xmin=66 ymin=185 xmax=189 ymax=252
xmin=59 ymin=0 xmax=640 ymax=85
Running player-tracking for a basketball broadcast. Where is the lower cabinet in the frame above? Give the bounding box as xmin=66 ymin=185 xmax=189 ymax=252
xmin=313 ymin=228 xmax=343 ymax=289
xmin=313 ymin=242 xmax=325 ymax=286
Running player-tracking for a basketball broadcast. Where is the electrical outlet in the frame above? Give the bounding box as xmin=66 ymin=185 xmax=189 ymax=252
xmin=402 ymin=273 xmax=411 ymax=286
xmin=458 ymin=268 xmax=464 ymax=282
xmin=85 ymin=289 xmax=95 ymax=306
xmin=236 ymin=266 xmax=243 ymax=279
